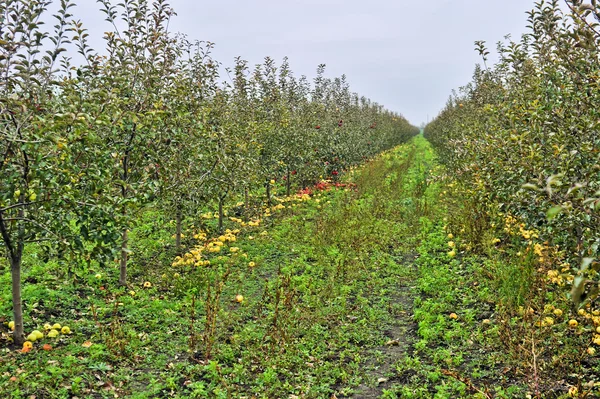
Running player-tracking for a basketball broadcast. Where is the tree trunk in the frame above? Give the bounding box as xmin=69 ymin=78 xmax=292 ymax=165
xmin=119 ymin=228 xmax=128 ymax=286
xmin=119 ymin=150 xmax=130 ymax=286
xmin=218 ymin=196 xmax=224 ymax=233
xmin=11 ymin=251 xmax=24 ymax=346
xmin=175 ymin=205 xmax=182 ymax=254
xmin=266 ymin=181 xmax=272 ymax=206
xmin=244 ymin=186 xmax=249 ymax=222
xmin=286 ymin=168 xmax=291 ymax=197
xmin=7 ymin=203 xmax=26 ymax=346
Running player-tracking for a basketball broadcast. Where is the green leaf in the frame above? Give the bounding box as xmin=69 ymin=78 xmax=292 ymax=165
xmin=521 ymin=183 xmax=540 ymax=191
xmin=546 ymin=206 xmax=563 ymax=220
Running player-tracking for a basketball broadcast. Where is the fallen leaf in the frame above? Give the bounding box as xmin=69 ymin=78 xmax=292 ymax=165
xmin=82 ymin=341 xmax=93 ymax=348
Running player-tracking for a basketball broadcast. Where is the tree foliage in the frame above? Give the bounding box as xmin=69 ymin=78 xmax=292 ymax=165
xmin=425 ymin=0 xmax=600 ymax=307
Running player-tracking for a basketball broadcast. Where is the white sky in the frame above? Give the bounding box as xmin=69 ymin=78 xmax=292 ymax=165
xmin=64 ymin=0 xmax=548 ymax=125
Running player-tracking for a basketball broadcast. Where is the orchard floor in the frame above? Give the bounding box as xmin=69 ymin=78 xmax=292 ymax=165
xmin=1 ymin=137 xmax=538 ymax=398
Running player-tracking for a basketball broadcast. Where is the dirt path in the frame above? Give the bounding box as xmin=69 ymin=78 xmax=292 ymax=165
xmin=347 ymin=255 xmax=419 ymax=398
xmin=339 ymin=137 xmax=437 ymax=398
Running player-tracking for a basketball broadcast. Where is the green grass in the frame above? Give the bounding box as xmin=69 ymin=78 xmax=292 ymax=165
xmin=3 ymin=136 xmax=595 ymax=398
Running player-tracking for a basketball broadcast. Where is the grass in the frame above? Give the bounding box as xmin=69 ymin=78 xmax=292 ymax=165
xmin=2 ymin=136 xmax=598 ymax=398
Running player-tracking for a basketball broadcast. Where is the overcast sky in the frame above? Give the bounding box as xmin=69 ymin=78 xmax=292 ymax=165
xmin=67 ymin=0 xmax=545 ymax=126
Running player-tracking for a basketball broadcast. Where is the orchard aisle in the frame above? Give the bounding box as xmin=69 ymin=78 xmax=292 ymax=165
xmin=339 ymin=136 xmax=529 ymax=398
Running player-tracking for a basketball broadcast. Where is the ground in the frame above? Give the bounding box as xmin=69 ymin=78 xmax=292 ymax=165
xmin=1 ymin=136 xmax=588 ymax=398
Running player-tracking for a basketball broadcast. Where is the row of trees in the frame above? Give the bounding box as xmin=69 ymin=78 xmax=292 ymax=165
xmin=424 ymin=0 xmax=599 ymax=305
xmin=1 ymin=0 xmax=418 ymax=345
